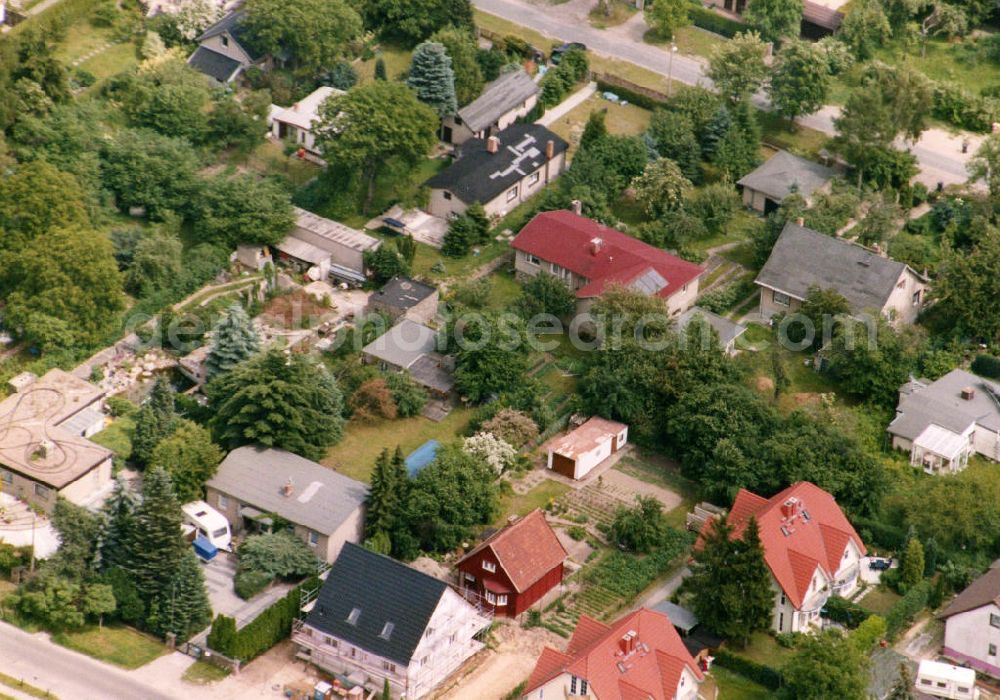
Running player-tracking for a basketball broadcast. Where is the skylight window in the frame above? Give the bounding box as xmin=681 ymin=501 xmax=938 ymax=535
xmin=379 ymin=622 xmax=395 ymax=640
xmin=346 ymin=607 xmax=361 ymax=625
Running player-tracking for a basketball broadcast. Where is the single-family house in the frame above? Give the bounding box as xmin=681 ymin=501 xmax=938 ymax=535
xmin=755 ymin=222 xmax=929 ymax=325
xmin=187 ymin=10 xmax=264 ymax=84
xmin=940 ymin=565 xmax=1000 ymax=679
xmin=523 ymin=608 xmax=704 ymax=700
xmin=441 ymin=69 xmax=540 ymax=145
xmin=700 ymin=481 xmax=867 ymax=634
xmin=292 ymin=543 xmax=490 ymax=699
xmin=888 ymin=369 xmax=1000 ymax=473
xmin=511 ymin=209 xmax=704 ymax=317
xmin=676 ymin=306 xmax=747 ymax=355
xmin=205 ymin=445 xmax=368 ymax=563
xmin=737 ymin=150 xmax=835 ymax=214
xmin=269 ymin=86 xmax=343 ymax=156
xmin=275 ymin=207 xmax=381 ymax=284
xmin=361 ymin=319 xmax=454 ymax=398
xmin=366 ymin=277 xmax=439 ymax=325
xmin=425 ymin=123 xmax=568 ymax=219
xmin=0 ymin=370 xmax=111 ymax=514
xmin=456 ymin=509 xmax=568 ymax=618
xmin=546 ymin=416 xmax=628 ymax=480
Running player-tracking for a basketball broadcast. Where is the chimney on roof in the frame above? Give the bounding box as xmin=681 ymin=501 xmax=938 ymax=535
xmin=961 ymin=386 xmax=976 ymax=401
xmin=590 ymin=237 xmax=604 ymax=256
xmin=282 ymin=478 xmax=294 ymax=497
xmin=570 ymin=199 xmax=583 ymax=216
xmin=619 ymin=630 xmax=637 ymax=655
xmin=546 ymin=139 xmax=555 ymax=160
xmin=795 ymin=217 xmax=805 ymax=227
xmin=507 ymin=514 xmax=519 ymax=525
xmin=486 ymin=136 xmax=500 ymax=154
xmin=781 ymin=497 xmax=800 ymax=519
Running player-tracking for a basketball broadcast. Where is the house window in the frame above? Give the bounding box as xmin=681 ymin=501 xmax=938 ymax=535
xmin=323 ymin=636 xmax=337 ymax=648
xmin=0 ymin=470 xmax=11 ymax=485
xmin=382 ymin=660 xmax=396 ymax=673
xmin=422 ymin=656 xmax=429 ymax=666
xmin=496 ymin=595 xmax=508 ymax=606
xmin=350 ymin=647 xmax=357 ymax=658
xmin=526 ymin=254 xmax=540 ymax=266
xmin=912 ymin=290 xmax=922 ymax=306
xmin=221 ymin=35 xmax=229 ymax=47
xmin=528 ymin=172 xmax=540 ymax=186
xmin=991 ymin=613 xmax=1000 ymax=629
xmin=780 ymin=593 xmax=786 ymax=605
xmin=958 ymin=688 xmax=970 ymax=694
xmin=506 ymin=185 xmax=519 ymax=202
xmin=218 ymin=494 xmax=229 ymax=509
xmin=33 ymin=483 xmax=50 ymax=499
xmin=937 ymin=682 xmax=946 ymax=688
xmin=773 ymin=291 xmax=791 ymax=307
xmin=580 ymin=680 xmax=588 ymax=694
xmin=464 ymin=573 xmax=475 ymax=582
xmin=485 ymin=591 xmax=496 ymax=604
xmin=482 ymin=560 xmax=496 ymax=573
xmin=308 ymin=531 xmax=319 ymax=547
xmin=444 ymin=192 xmax=452 ymax=200
xmin=779 ymin=612 xmax=784 ymax=630
xmin=570 ymin=677 xmax=577 ymax=694
xmin=990 ymin=643 xmax=998 ymax=656
xmin=921 ymin=679 xmax=932 ymax=686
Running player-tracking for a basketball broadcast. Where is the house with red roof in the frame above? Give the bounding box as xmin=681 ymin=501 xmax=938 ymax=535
xmin=523 ymin=608 xmax=704 ymax=700
xmin=456 ymin=509 xmax=568 ymax=618
xmin=702 ymin=481 xmax=867 ymax=634
xmin=510 ymin=210 xmax=704 ymax=317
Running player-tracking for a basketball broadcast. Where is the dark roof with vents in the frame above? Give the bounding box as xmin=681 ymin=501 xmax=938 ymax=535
xmin=304 ymin=543 xmax=448 ymax=665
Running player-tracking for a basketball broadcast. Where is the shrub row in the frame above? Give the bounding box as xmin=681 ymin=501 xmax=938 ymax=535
xmin=688 ymin=6 xmax=746 ymax=39
xmin=932 ymin=81 xmax=1000 ymax=133
xmin=822 ymin=595 xmax=872 ymax=629
xmin=713 ymin=648 xmax=783 ymax=690
xmin=885 ymin=579 xmax=931 ymax=640
xmin=972 ymin=354 xmax=1000 ymax=380
xmin=594 ymin=79 xmax=667 ymax=111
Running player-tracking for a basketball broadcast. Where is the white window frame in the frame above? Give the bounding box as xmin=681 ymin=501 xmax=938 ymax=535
xmin=308 ymin=531 xmax=319 ymax=547
xmin=526 ymin=253 xmax=540 ymax=266
xmin=217 ymin=494 xmax=229 ymax=509
xmin=528 ymin=171 xmax=540 ymax=187
xmin=485 ymin=591 xmax=496 ymax=604
xmin=482 ymin=560 xmax=496 ymax=573
xmin=991 ymin=613 xmax=1000 ymax=629
xmin=506 ymin=185 xmax=519 ymax=202
xmin=773 ymin=290 xmax=791 ymax=307
xmin=496 ymin=594 xmax=508 ymax=606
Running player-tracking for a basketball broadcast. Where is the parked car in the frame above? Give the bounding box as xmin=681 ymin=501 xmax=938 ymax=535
xmin=551 ymin=42 xmax=586 ymax=64
xmin=868 ymin=558 xmax=892 ymax=571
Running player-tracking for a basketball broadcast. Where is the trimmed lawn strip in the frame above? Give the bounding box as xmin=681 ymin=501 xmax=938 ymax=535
xmin=0 ymin=672 xmax=58 ymax=699
xmin=356 ymin=43 xmax=413 ymax=83
xmin=646 ymin=25 xmax=726 ymax=60
xmin=759 ymin=112 xmax=830 ymax=158
xmin=859 ymin=586 xmax=902 ymax=616
xmin=78 ymin=41 xmax=138 ymax=82
xmin=51 ymin=626 xmax=166 ymax=669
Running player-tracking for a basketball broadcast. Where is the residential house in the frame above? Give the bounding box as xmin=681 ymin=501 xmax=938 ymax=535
xmin=737 ymin=150 xmax=835 ymax=214
xmin=523 ymin=608 xmax=704 ymax=700
xmin=361 ymin=319 xmax=454 ymax=398
xmin=269 ymin=86 xmax=343 ymax=156
xmin=456 ymin=509 xmax=568 ymax=617
xmin=0 ymin=370 xmax=111 ymax=514
xmin=425 ymin=123 xmax=568 ymax=219
xmin=546 ymin=416 xmax=628 ymax=480
xmin=275 ymin=206 xmax=381 ymax=284
xmin=366 ymin=277 xmax=439 ymax=325
xmin=940 ymin=564 xmax=1000 ymax=679
xmin=888 ymin=369 xmax=1000 ymax=473
xmin=701 ymin=481 xmax=867 ymax=634
xmin=441 ymin=69 xmax=540 ymax=145
xmin=292 ymin=543 xmax=490 ymax=699
xmin=187 ymin=10 xmax=264 ymax=84
xmin=511 ymin=209 xmax=704 ymax=317
xmin=205 ymin=446 xmax=368 ymax=563
xmin=755 ymin=222 xmax=929 ymax=325
xmin=676 ymin=306 xmax=747 ymax=356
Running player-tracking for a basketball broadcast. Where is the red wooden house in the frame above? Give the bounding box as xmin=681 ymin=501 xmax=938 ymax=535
xmin=457 ymin=509 xmax=568 ymax=618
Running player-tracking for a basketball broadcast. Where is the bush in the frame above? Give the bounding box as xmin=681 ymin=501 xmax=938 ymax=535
xmin=823 ymin=595 xmax=872 ymax=629
xmin=697 ymin=277 xmax=757 ymax=314
xmin=237 ymin=532 xmax=321 ymax=579
xmin=568 ymin=525 xmax=587 ymax=541
xmin=0 ymin=543 xmax=33 ymax=576
xmin=713 ymin=648 xmax=782 ymax=690
xmin=972 ymin=354 xmax=1000 ymax=380
xmin=106 ymin=396 xmax=137 ymax=418
xmin=688 ymin=6 xmax=745 ymax=38
xmin=211 ymin=578 xmax=318 ymax=660
xmin=885 ymin=579 xmax=931 ymax=639
xmin=234 ymin=569 xmax=274 ymax=600
xmin=932 ymin=80 xmax=1000 ymax=132
xmin=594 ymin=79 xmax=666 ymax=111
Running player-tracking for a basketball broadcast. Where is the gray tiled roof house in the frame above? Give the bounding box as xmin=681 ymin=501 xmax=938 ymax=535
xmin=737 ymin=150 xmax=835 ymax=205
xmin=457 ymin=69 xmax=540 ymax=134
xmin=888 ymin=369 xmax=1000 ymax=442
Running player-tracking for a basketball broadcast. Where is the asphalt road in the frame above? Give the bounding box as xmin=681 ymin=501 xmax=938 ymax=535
xmin=0 ymin=622 xmax=178 ymax=700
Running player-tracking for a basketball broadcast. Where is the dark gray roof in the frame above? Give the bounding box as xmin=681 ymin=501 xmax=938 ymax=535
xmin=940 ymin=566 xmax=1000 ymax=619
xmin=409 ymin=353 xmax=454 ymax=394
xmin=305 ymin=543 xmax=448 ymax=665
xmin=888 ymin=369 xmax=1000 ymax=441
xmin=196 ymin=9 xmax=263 ymax=61
xmin=206 ymin=446 xmax=368 ymax=535
xmin=373 ymin=277 xmax=437 ymax=310
xmin=676 ymin=307 xmax=747 ymax=348
xmin=425 ymin=123 xmax=568 ymax=205
xmin=755 ymin=223 xmax=913 ymax=312
xmin=457 ymin=69 xmax=540 ymax=134
xmin=187 ymin=46 xmax=243 ymax=83
xmin=362 ymin=319 xmax=440 ymax=369
xmin=650 ymin=600 xmax=698 ymax=632
xmin=737 ymin=150 xmax=835 ymax=203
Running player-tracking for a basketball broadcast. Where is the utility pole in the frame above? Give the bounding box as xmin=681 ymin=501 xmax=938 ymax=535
xmin=667 ymin=43 xmax=678 ymax=97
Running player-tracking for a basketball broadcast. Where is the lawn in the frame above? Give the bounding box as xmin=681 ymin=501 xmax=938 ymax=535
xmin=728 ymin=630 xmax=795 ymax=668
xmin=242 ymin=141 xmax=323 ymax=187
xmin=860 ymin=586 xmax=902 ymax=616
xmin=494 ymin=479 xmax=570 ymax=526
xmin=356 ymin=43 xmax=413 ymax=84
xmin=483 ymin=267 xmax=522 ymax=311
xmin=758 ymin=111 xmax=830 ymax=158
xmin=873 ymin=36 xmax=1000 ymax=99
xmin=90 ymin=415 xmax=135 ymax=463
xmin=77 ymin=41 xmax=139 ymax=83
xmin=182 ymin=661 xmax=231 ymax=685
xmin=646 ymin=25 xmax=727 ymax=60
xmin=323 ymin=407 xmax=474 ymax=483
xmin=546 ymin=95 xmax=652 ymax=157
xmin=709 ymin=667 xmax=772 ymax=700
xmin=52 ymin=626 xmax=166 ymax=669
xmin=54 ymin=19 xmax=116 ymax=66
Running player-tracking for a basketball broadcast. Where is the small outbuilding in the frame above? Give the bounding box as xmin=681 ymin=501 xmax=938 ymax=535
xmin=441 ymin=69 xmax=540 ymax=145
xmin=737 ymin=150 xmax=835 ymax=214
xmin=546 ymin=416 xmax=628 ymax=480
xmin=676 ymin=306 xmax=747 ymax=356
xmin=366 ymin=276 xmax=439 ymax=325
xmin=361 ymin=319 xmax=454 ymax=398
xmin=275 ymin=207 xmax=381 ymax=284
xmin=269 ymin=86 xmax=344 ymax=156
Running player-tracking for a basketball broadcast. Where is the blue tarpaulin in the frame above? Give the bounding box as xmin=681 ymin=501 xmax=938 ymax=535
xmin=193 ymin=536 xmax=218 ymax=561
xmin=405 ymin=439 xmax=441 ymax=477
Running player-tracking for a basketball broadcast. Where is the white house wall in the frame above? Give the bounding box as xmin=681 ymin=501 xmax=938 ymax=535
xmin=944 ymin=603 xmax=1000 ymax=677
xmin=60 ymin=457 xmax=113 ymax=506
xmin=882 ymin=269 xmax=928 ymax=327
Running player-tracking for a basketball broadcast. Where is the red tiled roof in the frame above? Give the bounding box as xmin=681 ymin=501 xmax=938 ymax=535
xmin=525 ymin=609 xmax=704 ymax=698
xmin=511 ymin=210 xmax=703 ymax=300
xmin=718 ymin=482 xmax=866 ymax=609
xmin=457 ymin=509 xmax=567 ymax=594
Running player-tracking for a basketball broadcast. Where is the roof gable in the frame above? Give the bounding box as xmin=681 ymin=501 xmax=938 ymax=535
xmin=941 ymin=566 xmax=1000 ymax=619
xmin=457 ymin=69 xmax=540 ymax=133
xmin=889 ymin=369 xmax=1000 ymax=441
xmin=304 ymin=543 xmax=451 ymax=664
xmin=458 ymin=510 xmax=567 ymax=593
xmin=737 ymin=150 xmax=835 ymax=202
xmin=511 ymin=210 xmax=703 ymax=300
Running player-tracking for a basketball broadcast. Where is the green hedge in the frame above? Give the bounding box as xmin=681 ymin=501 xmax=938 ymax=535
xmin=713 ymin=648 xmax=783 ymax=690
xmin=852 ymin=515 xmax=906 ymax=551
xmin=822 ymin=595 xmax=871 ymax=629
xmin=688 ymin=6 xmax=746 ymax=38
xmin=885 ymin=579 xmax=931 ymax=640
xmin=594 ymin=80 xmax=667 ymax=111
xmin=972 ymin=354 xmax=1000 ymax=380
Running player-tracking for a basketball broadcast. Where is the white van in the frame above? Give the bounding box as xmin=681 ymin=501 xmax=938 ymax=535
xmin=915 ymin=660 xmax=978 ymax=700
xmin=182 ymin=501 xmax=232 ymax=552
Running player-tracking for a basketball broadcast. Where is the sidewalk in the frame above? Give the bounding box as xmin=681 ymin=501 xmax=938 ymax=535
xmin=536 ymin=81 xmax=597 ymax=127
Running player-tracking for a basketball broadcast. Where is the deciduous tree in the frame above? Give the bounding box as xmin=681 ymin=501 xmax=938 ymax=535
xmin=768 ymin=39 xmax=831 ymax=123
xmin=781 ymin=630 xmax=870 ymax=700
xmin=645 ymin=0 xmax=689 ymax=40
xmin=193 ymin=175 xmax=294 ymax=248
xmin=149 ymin=420 xmax=224 ymax=503
xmin=707 ymin=31 xmax=768 ymax=103
xmin=838 ymin=0 xmax=891 ymax=60
xmin=515 ymin=272 xmax=576 ymax=318
xmin=632 ymin=157 xmax=691 ymax=219
xmin=745 ymin=0 xmax=802 ymax=42
xmin=243 ymin=0 xmax=362 ymax=71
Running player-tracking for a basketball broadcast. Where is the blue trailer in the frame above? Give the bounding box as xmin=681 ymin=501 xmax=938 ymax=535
xmin=193 ymin=535 xmax=218 ymax=562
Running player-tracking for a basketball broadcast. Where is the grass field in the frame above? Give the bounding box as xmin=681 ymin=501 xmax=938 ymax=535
xmin=323 ymin=408 xmax=474 ymax=483
xmin=494 ymin=479 xmax=570 ymax=526
xmin=243 ymin=141 xmax=322 ymax=187
xmin=77 ymin=41 xmax=138 ymax=83
xmin=0 ymin=671 xmax=57 ymax=700
xmin=646 ymin=25 xmax=727 ymax=60
xmin=52 ymin=626 xmax=166 ymax=669
xmin=860 ymin=586 xmax=902 ymax=616
xmin=356 ymin=43 xmax=413 ymax=83
xmin=729 ymin=630 xmax=795 ymax=668
xmin=482 ymin=267 xmax=523 ymax=311
xmin=759 ymin=111 xmax=830 ymax=157
xmin=90 ymin=416 xmax=135 ymax=462
xmin=54 ymin=19 xmax=115 ymax=66
xmin=709 ymin=667 xmax=772 ymax=700
xmin=546 ymin=95 xmax=652 ymax=157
